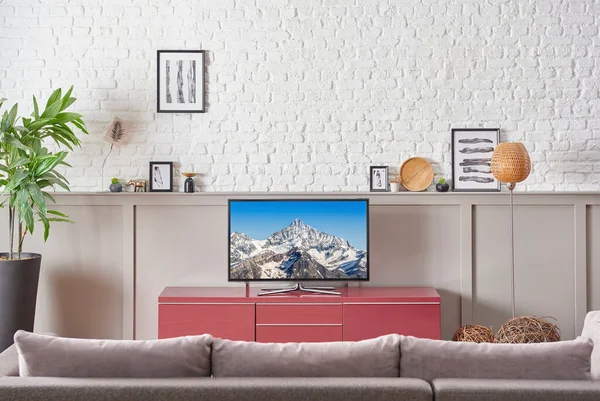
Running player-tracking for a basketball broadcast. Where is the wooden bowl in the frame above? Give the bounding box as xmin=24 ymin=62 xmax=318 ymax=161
xmin=400 ymin=157 xmax=434 ymax=191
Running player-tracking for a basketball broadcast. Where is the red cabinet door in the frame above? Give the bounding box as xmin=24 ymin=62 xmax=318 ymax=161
xmin=343 ymin=303 xmax=440 ymax=341
xmin=159 ymin=304 xmax=255 ymax=340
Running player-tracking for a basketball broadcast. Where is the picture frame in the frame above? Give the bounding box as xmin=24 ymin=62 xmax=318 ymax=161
xmin=369 ymin=166 xmax=389 ymax=192
xmin=149 ymin=162 xmax=174 ymax=192
xmin=451 ymin=128 xmax=501 ymax=192
xmin=157 ymin=50 xmax=205 ymax=113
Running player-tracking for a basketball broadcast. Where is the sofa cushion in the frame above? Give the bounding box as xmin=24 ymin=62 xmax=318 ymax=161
xmin=400 ymin=335 xmax=593 ymax=381
xmin=0 ymin=377 xmax=433 ymax=401
xmin=212 ymin=334 xmax=400 ymax=377
xmin=0 ymin=344 xmax=19 ymax=377
xmin=432 ymin=378 xmax=600 ymax=401
xmin=582 ymin=310 xmax=600 ymax=380
xmin=14 ymin=331 xmax=212 ymax=378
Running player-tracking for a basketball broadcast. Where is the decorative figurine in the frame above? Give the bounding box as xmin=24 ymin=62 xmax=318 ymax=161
xmin=109 ymin=178 xmax=123 ymax=193
xmin=182 ymin=172 xmax=197 ymax=193
xmin=126 ymin=179 xmax=147 ymax=192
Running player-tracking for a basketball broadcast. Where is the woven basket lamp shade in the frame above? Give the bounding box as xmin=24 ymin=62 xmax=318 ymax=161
xmin=491 ymin=142 xmax=531 ymax=185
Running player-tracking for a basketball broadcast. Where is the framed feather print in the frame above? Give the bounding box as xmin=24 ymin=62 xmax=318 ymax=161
xmin=149 ymin=162 xmax=174 ymax=192
xmin=451 ymin=128 xmax=501 ymax=192
xmin=157 ymin=50 xmax=205 ymax=113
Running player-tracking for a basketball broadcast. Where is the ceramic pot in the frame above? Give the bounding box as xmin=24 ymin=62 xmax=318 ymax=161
xmin=0 ymin=253 xmax=41 ymax=352
xmin=109 ymin=183 xmax=123 ymax=192
xmin=390 ymin=182 xmax=400 ymax=192
xmin=436 ymin=182 xmax=450 ymax=192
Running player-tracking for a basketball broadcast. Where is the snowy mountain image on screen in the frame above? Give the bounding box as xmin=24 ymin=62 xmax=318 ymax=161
xmin=230 ymin=218 xmax=367 ymax=280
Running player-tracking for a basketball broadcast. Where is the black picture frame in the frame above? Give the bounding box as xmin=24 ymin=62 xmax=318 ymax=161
xmin=149 ymin=162 xmax=174 ymax=192
xmin=369 ymin=166 xmax=389 ymax=192
xmin=157 ymin=50 xmax=205 ymax=113
xmin=451 ymin=128 xmax=501 ymax=192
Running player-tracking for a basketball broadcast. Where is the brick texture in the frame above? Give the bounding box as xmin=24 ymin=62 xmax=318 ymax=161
xmin=0 ymin=0 xmax=599 ymax=191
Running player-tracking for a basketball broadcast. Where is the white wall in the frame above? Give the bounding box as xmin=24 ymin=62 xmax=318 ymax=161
xmin=0 ymin=0 xmax=599 ymax=192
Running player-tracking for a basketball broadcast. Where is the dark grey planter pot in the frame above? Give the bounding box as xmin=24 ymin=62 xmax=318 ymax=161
xmin=0 ymin=253 xmax=41 ymax=352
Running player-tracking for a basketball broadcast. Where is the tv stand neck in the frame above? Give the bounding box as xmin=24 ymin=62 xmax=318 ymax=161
xmin=258 ymin=283 xmax=341 ymax=296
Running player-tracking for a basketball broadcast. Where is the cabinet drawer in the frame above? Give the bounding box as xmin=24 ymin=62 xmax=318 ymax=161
xmin=256 ymin=325 xmax=342 ymax=343
xmin=256 ymin=304 xmax=342 ymax=325
xmin=158 ymin=304 xmax=255 ymax=340
xmin=343 ymin=303 xmax=440 ymax=341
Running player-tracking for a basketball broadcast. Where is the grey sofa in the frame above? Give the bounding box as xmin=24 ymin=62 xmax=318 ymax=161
xmin=1 ymin=334 xmax=600 ymax=401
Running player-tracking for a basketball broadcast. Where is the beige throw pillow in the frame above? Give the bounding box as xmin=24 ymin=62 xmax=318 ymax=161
xmin=212 ymin=334 xmax=400 ymax=377
xmin=14 ymin=330 xmax=212 ymax=378
xmin=400 ymin=335 xmax=593 ymax=381
xmin=582 ymin=310 xmax=600 ymax=380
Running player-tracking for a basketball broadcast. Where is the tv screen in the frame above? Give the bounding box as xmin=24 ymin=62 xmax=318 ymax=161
xmin=228 ymin=199 xmax=369 ymax=281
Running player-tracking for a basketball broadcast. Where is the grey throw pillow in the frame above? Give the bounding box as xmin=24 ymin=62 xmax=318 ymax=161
xmin=212 ymin=334 xmax=400 ymax=377
xmin=581 ymin=310 xmax=600 ymax=380
xmin=14 ymin=330 xmax=212 ymax=378
xmin=400 ymin=335 xmax=593 ymax=381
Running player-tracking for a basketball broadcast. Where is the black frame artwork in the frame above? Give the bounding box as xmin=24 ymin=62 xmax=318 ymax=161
xmin=451 ymin=128 xmax=501 ymax=192
xmin=369 ymin=166 xmax=389 ymax=192
xmin=149 ymin=162 xmax=174 ymax=192
xmin=157 ymin=50 xmax=205 ymax=113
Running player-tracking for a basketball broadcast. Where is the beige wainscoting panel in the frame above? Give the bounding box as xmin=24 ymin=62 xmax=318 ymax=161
xmin=473 ymin=205 xmax=576 ymax=339
xmin=0 ymin=206 xmax=123 ymax=339
xmin=135 ymin=205 xmax=231 ymax=340
xmin=589 ymin=206 xmax=600 ymax=312
xmin=369 ymin=205 xmax=461 ymax=340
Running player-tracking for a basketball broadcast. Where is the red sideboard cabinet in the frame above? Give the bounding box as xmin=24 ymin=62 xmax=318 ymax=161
xmin=158 ymin=286 xmax=441 ymax=342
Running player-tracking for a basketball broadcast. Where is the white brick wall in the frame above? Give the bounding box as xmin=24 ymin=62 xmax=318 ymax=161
xmin=1 ymin=0 xmax=599 ymax=192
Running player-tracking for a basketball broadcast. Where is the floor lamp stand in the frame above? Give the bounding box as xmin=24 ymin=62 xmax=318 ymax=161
xmin=508 ymin=182 xmax=516 ymax=319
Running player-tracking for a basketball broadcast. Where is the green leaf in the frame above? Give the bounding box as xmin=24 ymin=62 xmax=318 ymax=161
xmin=40 ymin=99 xmax=63 ymax=119
xmin=47 ymin=209 xmax=67 ymax=217
xmin=62 ymin=97 xmax=76 ymax=110
xmin=54 ymin=112 xmax=82 ymax=124
xmin=32 ymin=95 xmax=39 ymax=119
xmin=39 ymin=213 xmax=50 ymax=241
xmin=7 ymin=103 xmax=18 ymax=126
xmin=9 ymin=157 xmax=29 ymax=169
xmin=45 ymin=88 xmax=62 ymax=109
xmin=61 ymin=86 xmax=73 ymax=110
xmin=26 ymin=183 xmax=46 ymax=215
xmin=42 ymin=191 xmax=56 ymax=203
xmin=0 ymin=98 xmax=6 ymax=109
xmin=47 ymin=217 xmax=72 ymax=223
xmin=24 ymin=207 xmax=35 ymax=234
xmin=6 ymin=169 xmax=29 ymax=192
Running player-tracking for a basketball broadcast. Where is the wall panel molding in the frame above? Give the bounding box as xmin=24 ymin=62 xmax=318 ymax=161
xmin=8 ymin=192 xmax=598 ymax=340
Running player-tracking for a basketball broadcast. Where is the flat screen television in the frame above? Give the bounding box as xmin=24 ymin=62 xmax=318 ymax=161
xmin=228 ymin=199 xmax=369 ymax=282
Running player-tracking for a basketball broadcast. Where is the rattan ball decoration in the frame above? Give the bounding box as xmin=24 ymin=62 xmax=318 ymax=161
xmin=491 ymin=142 xmax=531 ymax=184
xmin=495 ymin=316 xmax=560 ymax=344
xmin=452 ymin=325 xmax=495 ymax=343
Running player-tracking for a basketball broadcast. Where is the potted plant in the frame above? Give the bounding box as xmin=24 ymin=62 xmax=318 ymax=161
xmin=0 ymin=87 xmax=87 ymax=351
xmin=109 ymin=178 xmax=122 ymax=192
xmin=436 ymin=178 xmax=450 ymax=192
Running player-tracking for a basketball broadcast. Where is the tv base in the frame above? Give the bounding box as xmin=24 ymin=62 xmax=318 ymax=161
xmin=257 ymin=283 xmax=341 ymax=296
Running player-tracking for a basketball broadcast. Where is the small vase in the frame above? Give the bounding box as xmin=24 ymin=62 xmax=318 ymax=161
xmin=390 ymin=182 xmax=400 ymax=192
xmin=184 ymin=177 xmax=195 ymax=193
xmin=109 ymin=183 xmax=123 ymax=192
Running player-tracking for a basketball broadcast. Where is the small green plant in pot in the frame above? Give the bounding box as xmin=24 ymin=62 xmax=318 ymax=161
xmin=109 ymin=178 xmax=122 ymax=192
xmin=0 ymin=87 xmax=87 ymax=351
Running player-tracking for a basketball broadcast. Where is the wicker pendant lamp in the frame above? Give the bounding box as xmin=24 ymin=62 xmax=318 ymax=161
xmin=491 ymin=142 xmax=531 ymax=318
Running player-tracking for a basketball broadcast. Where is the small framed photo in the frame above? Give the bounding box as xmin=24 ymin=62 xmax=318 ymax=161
xmin=157 ymin=50 xmax=205 ymax=113
xmin=370 ymin=166 xmax=389 ymax=192
xmin=451 ymin=128 xmax=501 ymax=192
xmin=149 ymin=162 xmax=174 ymax=192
